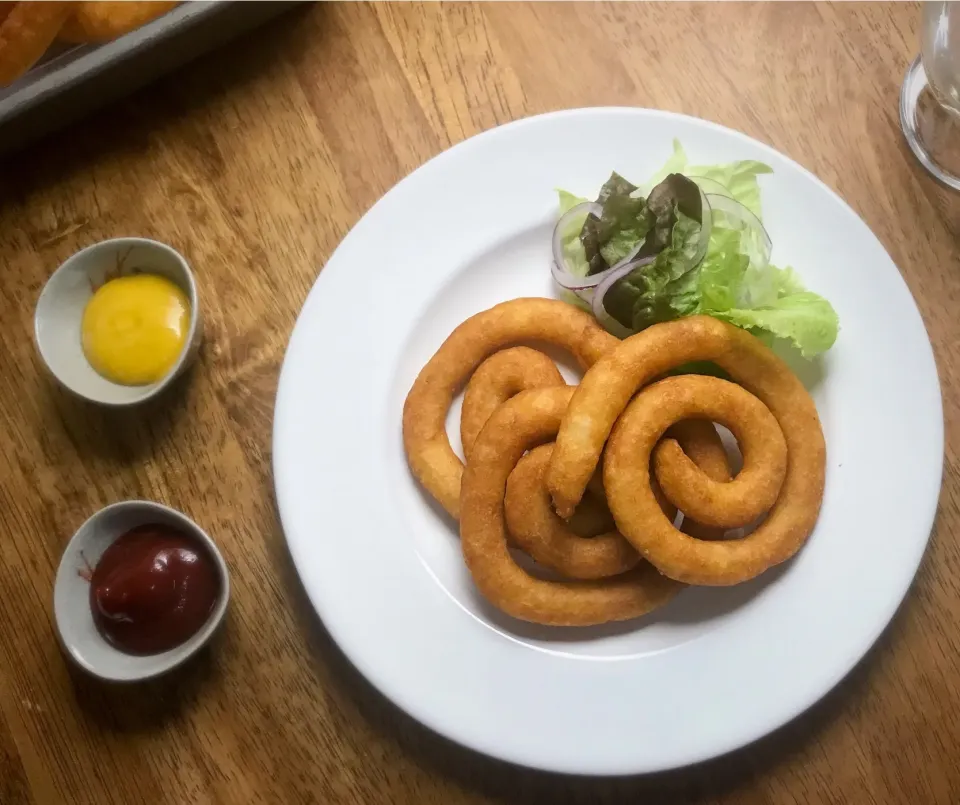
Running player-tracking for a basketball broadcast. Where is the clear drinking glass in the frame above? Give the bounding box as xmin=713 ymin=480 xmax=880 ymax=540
xmin=901 ymin=1 xmax=960 ymax=190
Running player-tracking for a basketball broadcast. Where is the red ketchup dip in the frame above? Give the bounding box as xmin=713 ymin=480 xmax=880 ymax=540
xmin=89 ymin=523 xmax=220 ymax=655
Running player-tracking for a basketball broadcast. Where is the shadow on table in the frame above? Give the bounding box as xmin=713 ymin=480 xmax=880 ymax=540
xmin=67 ymin=628 xmax=225 ymax=733
xmin=38 ymin=358 xmax=200 ymax=466
xmin=267 ymin=487 xmax=923 ymax=804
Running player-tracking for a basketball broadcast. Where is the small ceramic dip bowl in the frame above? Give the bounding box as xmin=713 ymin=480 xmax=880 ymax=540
xmin=53 ymin=500 xmax=230 ymax=683
xmin=35 ymin=238 xmax=202 ymax=406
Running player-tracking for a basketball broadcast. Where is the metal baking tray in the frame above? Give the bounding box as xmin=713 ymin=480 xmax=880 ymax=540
xmin=0 ymin=1 xmax=301 ymax=155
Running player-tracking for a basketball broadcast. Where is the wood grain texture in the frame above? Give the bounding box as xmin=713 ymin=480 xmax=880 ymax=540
xmin=0 ymin=2 xmax=958 ymax=803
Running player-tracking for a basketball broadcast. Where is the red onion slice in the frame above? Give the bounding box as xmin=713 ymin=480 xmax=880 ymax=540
xmin=704 ymin=193 xmax=772 ymax=255
xmin=558 ymin=286 xmax=595 ymax=313
xmin=591 ymin=255 xmax=656 ymax=335
xmin=688 ymin=175 xmax=732 ymax=197
xmin=691 ymin=187 xmax=712 ymax=267
xmin=605 ymin=238 xmax=648 ymax=274
xmin=591 ymin=191 xmax=712 ymax=335
xmin=550 ymin=259 xmax=600 ymax=292
xmin=704 ymin=193 xmax=775 ymax=307
xmin=551 ymin=201 xmax=602 ymax=289
xmin=553 ymin=188 xmax=713 ymax=320
xmin=551 ymin=201 xmax=651 ymax=291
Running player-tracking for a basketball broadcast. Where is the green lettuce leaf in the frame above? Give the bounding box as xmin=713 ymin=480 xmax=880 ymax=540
xmin=695 ymin=225 xmax=748 ymax=311
xmin=600 ymin=220 xmax=648 ymax=267
xmin=637 ymin=173 xmax=703 ymax=260
xmin=596 ymin=193 xmax=650 ymax=266
xmin=558 ymin=288 xmax=593 ymax=313
xmin=580 ymin=214 xmax=605 ymax=275
xmin=688 ymin=160 xmax=772 ymax=219
xmin=558 ymin=189 xmax=587 ymax=214
xmin=597 ymin=172 xmax=638 ymax=204
xmin=602 ymin=209 xmax=703 ymax=330
xmin=696 ymin=252 xmax=839 ymax=357
xmin=556 ymin=189 xmax=591 ymax=277
xmin=582 ymin=172 xmax=652 ymax=274
xmin=562 ymin=235 xmax=590 ymax=278
xmin=709 ymin=292 xmax=839 ymax=358
xmin=553 ymin=145 xmax=839 ymax=358
xmin=649 ymin=140 xmax=773 ymax=218
xmin=600 ymin=201 xmax=839 ymax=357
xmin=646 ymin=173 xmax=703 ymax=223
xmin=646 ymin=141 xmax=689 ymax=186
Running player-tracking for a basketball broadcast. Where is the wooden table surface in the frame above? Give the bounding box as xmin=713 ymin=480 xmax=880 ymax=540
xmin=1 ymin=2 xmax=958 ymax=803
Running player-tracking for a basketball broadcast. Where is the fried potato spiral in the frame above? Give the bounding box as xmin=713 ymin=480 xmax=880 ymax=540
xmin=403 ymin=301 xmax=826 ymax=624
xmin=460 ymin=346 xmax=564 ymax=465
xmin=549 ymin=315 xmax=826 ymax=586
xmin=402 ymin=298 xmax=618 ymax=519
xmin=460 ymin=387 xmax=684 ymax=626
xmin=503 ymin=421 xmax=733 ymax=581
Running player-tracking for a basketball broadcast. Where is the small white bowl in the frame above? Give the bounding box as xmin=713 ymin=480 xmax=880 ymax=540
xmin=35 ymin=238 xmax=203 ymax=406
xmin=53 ymin=500 xmax=230 ymax=683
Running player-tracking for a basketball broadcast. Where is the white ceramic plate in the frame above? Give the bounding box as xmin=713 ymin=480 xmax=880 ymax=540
xmin=273 ymin=108 xmax=943 ymax=775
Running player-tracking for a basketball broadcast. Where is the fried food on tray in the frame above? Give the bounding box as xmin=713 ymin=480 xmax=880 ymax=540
xmin=0 ymin=1 xmax=70 ymax=86
xmin=0 ymin=1 xmax=178 ymax=87
xmin=402 ymin=298 xmax=827 ymax=627
xmin=58 ymin=1 xmax=178 ymax=43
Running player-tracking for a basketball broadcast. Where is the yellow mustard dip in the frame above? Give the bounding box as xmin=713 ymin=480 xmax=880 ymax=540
xmin=81 ymin=274 xmax=190 ymax=386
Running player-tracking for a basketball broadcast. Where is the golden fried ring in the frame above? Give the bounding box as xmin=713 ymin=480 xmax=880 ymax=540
xmin=58 ymin=1 xmax=178 ymax=43
xmin=605 ymin=375 xmax=802 ymax=583
xmin=664 ymin=419 xmax=733 ymax=541
xmin=505 ymin=444 xmax=640 ymax=579
xmin=503 ymin=421 xmax=733 ymax=579
xmin=548 ymin=317 xmax=800 ymax=519
xmin=546 ymin=315 xmax=825 ymax=585
xmin=648 ymin=384 xmax=787 ymax=529
xmin=667 ymin=419 xmax=732 ymax=485
xmin=403 ymin=298 xmax=618 ymax=519
xmin=562 ymin=475 xmax=616 ymax=537
xmin=461 ymin=346 xmax=620 ymax=578
xmin=460 ymin=347 xmax=564 ymax=464
xmin=460 ymin=386 xmax=683 ymax=626
xmin=0 ymin=2 xmax=71 ymax=86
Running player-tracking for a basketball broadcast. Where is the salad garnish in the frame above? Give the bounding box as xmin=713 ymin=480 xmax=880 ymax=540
xmin=552 ymin=141 xmax=839 ymax=357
